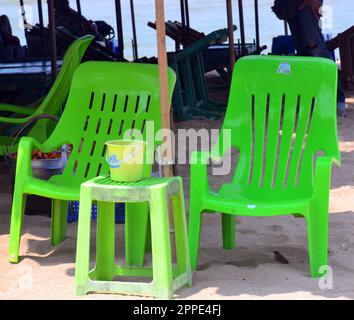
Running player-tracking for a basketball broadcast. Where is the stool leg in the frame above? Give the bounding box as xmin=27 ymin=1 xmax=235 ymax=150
xmin=75 ymin=188 xmax=92 ymax=296
xmin=172 ymin=180 xmax=192 ymax=287
xmin=145 ymin=216 xmax=152 ymax=253
xmin=95 ymin=201 xmax=116 ymax=281
xmin=51 ymin=200 xmax=69 ymax=246
xmin=150 ymin=188 xmax=173 ymax=299
xmin=125 ymin=202 xmax=149 ymax=266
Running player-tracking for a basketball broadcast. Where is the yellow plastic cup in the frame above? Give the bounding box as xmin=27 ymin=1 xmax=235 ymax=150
xmin=105 ymin=140 xmax=147 ymax=182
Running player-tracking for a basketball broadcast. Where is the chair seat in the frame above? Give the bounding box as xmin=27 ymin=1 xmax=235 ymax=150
xmin=23 ymin=176 xmax=80 ymax=200
xmin=203 ymin=188 xmax=310 ymax=217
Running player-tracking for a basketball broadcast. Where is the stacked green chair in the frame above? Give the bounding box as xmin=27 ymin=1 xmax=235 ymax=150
xmin=168 ymin=28 xmax=230 ymax=121
xmin=188 ymin=55 xmax=340 ymax=277
xmin=9 ymin=61 xmax=176 ymax=264
xmin=0 ymin=35 xmax=94 ymax=156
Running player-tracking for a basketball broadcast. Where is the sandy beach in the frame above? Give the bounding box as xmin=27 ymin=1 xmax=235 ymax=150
xmin=0 ymin=73 xmax=354 ymax=300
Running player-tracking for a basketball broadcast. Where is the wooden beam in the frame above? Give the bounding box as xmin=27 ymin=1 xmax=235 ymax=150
xmin=155 ymin=0 xmax=173 ymax=177
xmin=226 ymin=0 xmax=236 ymax=76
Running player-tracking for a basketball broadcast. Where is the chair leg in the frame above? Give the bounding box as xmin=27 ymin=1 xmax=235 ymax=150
xmin=51 ymin=199 xmax=69 ymax=246
xmin=188 ymin=201 xmax=203 ymax=271
xmin=125 ymin=202 xmax=149 ymax=267
xmin=222 ymin=213 xmax=236 ymax=250
xmin=75 ymin=188 xmax=92 ymax=296
xmin=95 ymin=201 xmax=116 ymax=281
xmin=307 ymin=204 xmax=329 ymax=278
xmin=150 ymin=188 xmax=173 ymax=299
xmin=172 ymin=181 xmax=192 ymax=287
xmin=9 ymin=191 xmax=27 ymax=263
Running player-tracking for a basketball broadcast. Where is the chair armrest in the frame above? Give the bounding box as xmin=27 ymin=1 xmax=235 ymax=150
xmin=0 ymin=114 xmax=32 ymax=124
xmin=313 ymin=156 xmax=339 ymax=199
xmin=15 ymin=137 xmax=64 ymax=177
xmin=0 ymin=103 xmax=36 ymax=116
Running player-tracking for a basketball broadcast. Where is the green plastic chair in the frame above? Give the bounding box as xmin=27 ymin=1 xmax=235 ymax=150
xmin=188 ymin=55 xmax=340 ymax=277
xmin=9 ymin=61 xmax=176 ymax=264
xmin=0 ymin=35 xmax=94 ymax=156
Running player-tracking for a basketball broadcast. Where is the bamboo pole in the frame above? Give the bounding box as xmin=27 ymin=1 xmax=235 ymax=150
xmin=155 ymin=0 xmax=173 ymax=178
xmin=226 ymin=0 xmax=236 ymax=77
xmin=155 ymin=0 xmax=175 ymax=258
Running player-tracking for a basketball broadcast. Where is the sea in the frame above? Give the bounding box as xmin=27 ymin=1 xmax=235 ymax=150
xmin=1 ymin=0 xmax=353 ymax=60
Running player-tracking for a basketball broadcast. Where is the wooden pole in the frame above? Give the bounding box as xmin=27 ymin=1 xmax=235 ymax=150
xmin=37 ymin=0 xmax=45 ymax=59
xmin=48 ymin=0 xmax=57 ymax=80
xmin=254 ymin=0 xmax=260 ymax=48
xmin=130 ymin=0 xmax=139 ymax=60
xmin=114 ymin=0 xmax=124 ymax=60
xmin=226 ymin=0 xmax=236 ymax=77
xmin=155 ymin=0 xmax=173 ymax=178
xmin=19 ymin=0 xmax=28 ymax=35
xmin=76 ymin=0 xmax=84 ymax=34
xmin=238 ymin=0 xmax=246 ymax=56
xmin=180 ymin=0 xmax=186 ymax=47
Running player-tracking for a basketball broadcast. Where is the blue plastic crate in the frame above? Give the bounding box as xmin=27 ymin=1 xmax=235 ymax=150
xmin=271 ymin=35 xmax=295 ymax=55
xmin=67 ymin=201 xmax=125 ymax=224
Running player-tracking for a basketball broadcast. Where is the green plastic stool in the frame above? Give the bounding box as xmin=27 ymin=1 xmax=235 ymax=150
xmin=75 ymin=176 xmax=192 ymax=299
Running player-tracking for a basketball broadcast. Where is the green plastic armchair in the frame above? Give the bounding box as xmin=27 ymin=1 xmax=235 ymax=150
xmin=188 ymin=55 xmax=340 ymax=277
xmin=9 ymin=61 xmax=176 ymax=264
xmin=0 ymin=35 xmax=94 ymax=156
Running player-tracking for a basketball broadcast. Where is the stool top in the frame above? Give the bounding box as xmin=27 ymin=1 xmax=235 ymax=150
xmin=82 ymin=175 xmax=180 ymax=189
xmin=81 ymin=176 xmax=182 ymax=202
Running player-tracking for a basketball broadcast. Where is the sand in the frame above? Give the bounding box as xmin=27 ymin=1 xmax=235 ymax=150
xmin=0 ymin=80 xmax=354 ymax=300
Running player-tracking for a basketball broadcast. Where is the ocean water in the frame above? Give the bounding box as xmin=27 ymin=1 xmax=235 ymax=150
xmin=1 ymin=0 xmax=353 ymax=59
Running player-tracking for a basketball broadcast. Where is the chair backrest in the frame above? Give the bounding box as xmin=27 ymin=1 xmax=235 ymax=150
xmin=48 ymin=61 xmax=176 ymax=187
xmin=30 ymin=35 xmax=94 ymax=140
xmin=218 ymin=55 xmax=340 ymax=199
